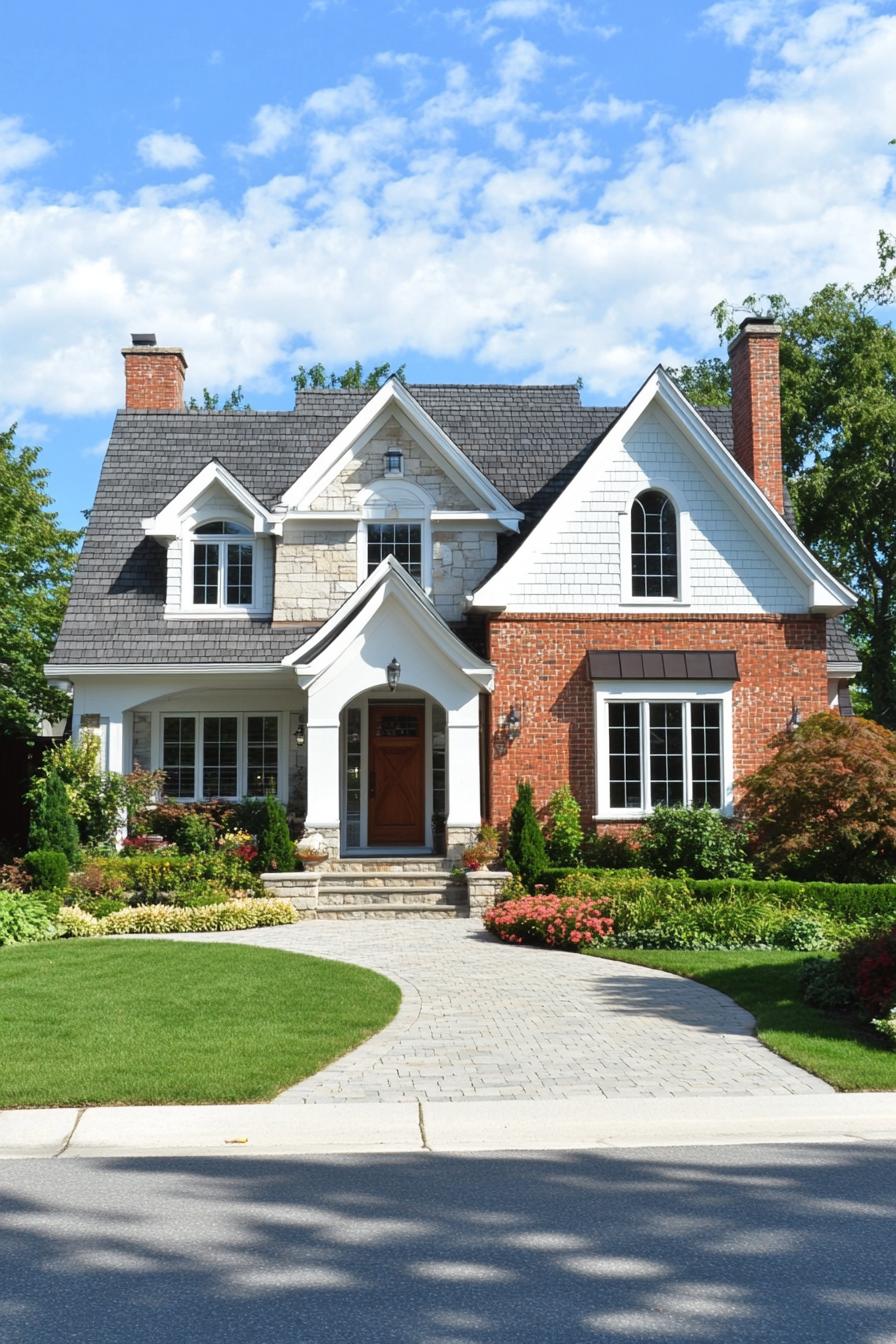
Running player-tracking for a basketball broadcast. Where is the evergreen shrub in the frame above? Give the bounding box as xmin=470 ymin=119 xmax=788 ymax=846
xmin=28 ymin=770 xmax=80 ymax=865
xmin=22 ymin=849 xmax=69 ymax=891
xmin=507 ymin=781 xmax=548 ymax=890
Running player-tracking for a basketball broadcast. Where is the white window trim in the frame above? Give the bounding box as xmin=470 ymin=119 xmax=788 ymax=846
xmin=618 ymin=483 xmax=691 ymax=608
xmin=356 ymin=478 xmax=434 ymax=592
xmin=157 ymin=711 xmax=288 ymax=803
xmin=593 ymin=680 xmax=734 ymax=820
xmin=179 ymin=522 xmax=267 ymax=617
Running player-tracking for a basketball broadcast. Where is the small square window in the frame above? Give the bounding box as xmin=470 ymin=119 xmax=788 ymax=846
xmin=383 ymin=449 xmax=403 ymax=476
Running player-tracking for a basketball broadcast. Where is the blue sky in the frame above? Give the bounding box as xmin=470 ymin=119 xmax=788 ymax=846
xmin=2 ymin=0 xmax=895 ymax=530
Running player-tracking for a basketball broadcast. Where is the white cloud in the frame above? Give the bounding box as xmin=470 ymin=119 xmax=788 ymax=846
xmin=228 ymin=104 xmax=300 ymax=158
xmin=0 ymin=116 xmax=52 ymax=177
xmin=304 ymin=75 xmax=378 ymax=120
xmin=82 ymin=436 xmax=108 ymax=459
xmin=1 ymin=2 xmax=895 ymax=418
xmin=136 ymin=131 xmax=203 ymax=170
xmin=581 ymin=95 xmax=645 ymax=123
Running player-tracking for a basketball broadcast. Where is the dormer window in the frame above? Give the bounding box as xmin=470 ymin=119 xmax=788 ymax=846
xmin=383 ymin=448 xmax=404 ymax=476
xmin=192 ymin=521 xmax=254 ymax=607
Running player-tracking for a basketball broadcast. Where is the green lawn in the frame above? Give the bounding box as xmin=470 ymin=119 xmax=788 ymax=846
xmin=589 ymin=948 xmax=896 ymax=1092
xmin=0 ymin=940 xmax=400 ymax=1107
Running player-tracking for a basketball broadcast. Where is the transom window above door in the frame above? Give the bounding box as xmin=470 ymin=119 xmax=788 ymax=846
xmin=192 ymin=521 xmax=254 ymax=608
xmin=366 ymin=522 xmax=423 ymax=582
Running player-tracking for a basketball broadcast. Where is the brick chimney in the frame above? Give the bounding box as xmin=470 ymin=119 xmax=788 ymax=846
xmin=122 ymin=333 xmax=187 ymax=410
xmin=727 ymin=316 xmax=784 ymax=514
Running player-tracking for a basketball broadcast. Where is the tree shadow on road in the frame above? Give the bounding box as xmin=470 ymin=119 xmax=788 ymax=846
xmin=0 ymin=1143 xmax=894 ymax=1342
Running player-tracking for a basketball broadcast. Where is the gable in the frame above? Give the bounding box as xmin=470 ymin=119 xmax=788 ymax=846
xmin=473 ymin=369 xmax=855 ymax=616
xmin=281 ymin=379 xmax=523 ymax=525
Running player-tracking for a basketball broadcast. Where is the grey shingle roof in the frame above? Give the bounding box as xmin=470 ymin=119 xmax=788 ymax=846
xmin=48 ymin=384 xmax=855 ymax=673
xmin=826 ymin=615 xmax=862 ymax=670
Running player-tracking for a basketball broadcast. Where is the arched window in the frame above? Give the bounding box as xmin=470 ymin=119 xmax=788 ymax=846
xmin=631 ymin=490 xmax=678 ymax=599
xmin=192 ymin=520 xmax=254 ymax=606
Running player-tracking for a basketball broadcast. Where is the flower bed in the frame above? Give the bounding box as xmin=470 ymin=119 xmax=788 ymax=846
xmin=56 ymin=897 xmax=299 ymax=937
xmin=482 ymin=893 xmax=613 ymax=950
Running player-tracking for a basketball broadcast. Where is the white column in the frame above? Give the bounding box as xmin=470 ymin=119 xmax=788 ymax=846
xmin=303 ymin=709 xmax=341 ymax=831
xmin=446 ymin=720 xmax=482 ymax=827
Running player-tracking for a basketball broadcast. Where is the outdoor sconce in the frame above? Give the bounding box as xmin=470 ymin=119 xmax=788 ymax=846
xmin=294 ymin=715 xmax=307 ymax=748
xmin=505 ymin=705 xmax=521 ymax=742
xmin=387 ymin=657 xmax=402 ymax=692
xmin=787 ymin=700 xmax=802 ymax=734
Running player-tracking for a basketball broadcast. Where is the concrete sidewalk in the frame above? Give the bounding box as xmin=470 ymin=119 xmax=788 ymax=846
xmin=3 ymin=1093 xmax=896 ymax=1159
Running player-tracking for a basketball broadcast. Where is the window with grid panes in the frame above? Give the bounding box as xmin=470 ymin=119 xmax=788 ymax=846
xmin=605 ymin=700 xmax=723 ymax=812
xmin=631 ymin=490 xmax=678 ymax=598
xmin=192 ymin=521 xmax=254 ymax=607
xmin=246 ymin=715 xmax=279 ymax=796
xmin=366 ymin=522 xmax=422 ymax=582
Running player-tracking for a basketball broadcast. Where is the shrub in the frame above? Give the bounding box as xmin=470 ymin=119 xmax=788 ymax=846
xmin=635 ymin=805 xmax=752 ymax=879
xmin=254 ymin=795 xmax=295 ymax=873
xmin=71 ymin=895 xmax=127 ymax=918
xmin=0 ymin=860 xmax=30 ymax=891
xmin=22 ymin=849 xmax=69 ymax=891
xmin=483 ymin=893 xmax=613 ymax=950
xmin=97 ymin=898 xmax=298 ymax=936
xmin=176 ymin=812 xmax=217 ymax=854
xmin=28 ymin=737 xmax=163 ymax=849
xmin=28 ymin=769 xmax=80 ymax=864
xmin=688 ymin=878 xmax=896 ymax=925
xmin=838 ymin=926 xmax=896 ymax=1019
xmin=104 ymin=852 xmax=263 ymax=900
xmin=581 ymin=830 xmax=640 ymax=869
xmin=132 ymin=800 xmax=237 ymax=843
xmin=872 ymin=1008 xmax=896 ymax=1046
xmin=67 ymin=859 xmax=128 ymax=902
xmin=507 ymin=781 xmax=548 ymax=891
xmin=738 ymin=712 xmax=896 ymax=882
xmin=56 ymin=905 xmax=101 ymax=937
xmin=545 ymin=785 xmax=583 ymax=867
xmin=0 ymin=891 xmax=57 ymax=945
xmin=774 ymin=913 xmax=833 ymax=951
xmin=799 ymin=957 xmax=858 ymax=1014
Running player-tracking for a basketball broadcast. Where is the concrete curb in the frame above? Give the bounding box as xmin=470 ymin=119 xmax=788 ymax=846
xmin=3 ymin=1094 xmax=896 ymax=1159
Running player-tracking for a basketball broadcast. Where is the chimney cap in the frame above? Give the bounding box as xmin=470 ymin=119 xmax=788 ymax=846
xmin=130 ymin=332 xmax=157 ymax=346
xmin=738 ymin=314 xmax=778 ymax=333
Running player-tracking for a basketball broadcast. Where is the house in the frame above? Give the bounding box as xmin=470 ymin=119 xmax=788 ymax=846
xmin=46 ymin=322 xmax=860 ymax=864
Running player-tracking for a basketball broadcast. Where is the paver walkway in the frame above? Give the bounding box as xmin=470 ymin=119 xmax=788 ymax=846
xmin=193 ymin=920 xmax=831 ymax=1103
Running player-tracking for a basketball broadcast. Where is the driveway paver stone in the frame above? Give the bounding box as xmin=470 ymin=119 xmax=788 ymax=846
xmin=189 ymin=920 xmax=831 ymax=1103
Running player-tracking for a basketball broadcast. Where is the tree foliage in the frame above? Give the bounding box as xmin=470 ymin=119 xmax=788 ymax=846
xmin=254 ymin=794 xmax=294 ymax=872
xmin=0 ymin=426 xmax=81 ymax=738
xmin=545 ymin=784 xmax=583 ymax=867
xmin=666 ymin=357 xmax=731 ymax=406
xmin=27 ymin=735 xmax=162 ymax=850
xmin=737 ymin=712 xmax=896 ymax=883
xmin=27 ymin=770 xmax=81 ymax=864
xmin=635 ymin=805 xmax=753 ymax=879
xmin=674 ymin=234 xmax=896 ymax=726
xmin=507 ymin=780 xmax=549 ymax=890
xmin=292 ymin=361 xmax=406 ymax=394
xmin=186 ymin=386 xmax=252 ymax=411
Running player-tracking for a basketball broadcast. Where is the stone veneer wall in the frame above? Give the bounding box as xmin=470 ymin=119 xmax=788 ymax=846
xmin=432 ymin=531 xmax=498 ymax=623
xmin=311 ymin=417 xmax=473 ymax=510
xmin=273 ymin=524 xmax=357 ymax=622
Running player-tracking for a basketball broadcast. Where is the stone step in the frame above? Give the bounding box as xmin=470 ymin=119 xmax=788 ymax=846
xmin=320 ymin=858 xmax=454 ymax=874
xmin=316 ymin=887 xmax=467 ymax=907
xmin=314 ymin=903 xmax=465 ymax=919
xmin=318 ymin=875 xmax=465 ymax=893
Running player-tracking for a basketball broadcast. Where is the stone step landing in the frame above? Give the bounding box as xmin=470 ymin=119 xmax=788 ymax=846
xmin=261 ymin=864 xmax=509 ymax=920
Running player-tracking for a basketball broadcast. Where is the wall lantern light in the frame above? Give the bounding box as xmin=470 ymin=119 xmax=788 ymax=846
xmin=294 ymin=715 xmax=307 ymax=748
xmin=787 ymin=700 xmax=802 ymax=734
xmin=387 ymin=657 xmax=402 ymax=692
xmin=505 ymin=705 xmax=521 ymax=742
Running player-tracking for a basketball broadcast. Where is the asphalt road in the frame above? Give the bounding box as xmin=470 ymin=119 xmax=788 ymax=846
xmin=1 ymin=1143 xmax=894 ymax=1343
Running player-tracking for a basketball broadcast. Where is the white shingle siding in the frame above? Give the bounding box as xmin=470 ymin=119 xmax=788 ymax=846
xmin=506 ymin=408 xmax=807 ymax=614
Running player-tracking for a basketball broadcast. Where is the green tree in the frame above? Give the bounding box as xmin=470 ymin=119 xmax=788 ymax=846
xmin=674 ymin=234 xmax=896 ymax=726
xmin=186 ymin=386 xmax=253 ymax=411
xmin=0 ymin=426 xmax=81 ymax=739
xmin=27 ymin=769 xmax=80 ymax=864
xmin=545 ymin=784 xmax=583 ymax=867
xmin=666 ymin=357 xmax=731 ymax=406
xmin=292 ymin=361 xmax=407 ymax=394
xmin=507 ymin=780 xmax=549 ymax=890
xmin=255 ymin=795 xmax=294 ymax=872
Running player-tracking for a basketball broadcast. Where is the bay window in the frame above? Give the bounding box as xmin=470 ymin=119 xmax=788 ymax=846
xmin=160 ymin=713 xmax=281 ymax=801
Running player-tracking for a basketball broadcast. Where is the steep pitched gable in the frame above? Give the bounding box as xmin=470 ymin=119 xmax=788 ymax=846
xmin=473 ymin=368 xmax=855 ymax=616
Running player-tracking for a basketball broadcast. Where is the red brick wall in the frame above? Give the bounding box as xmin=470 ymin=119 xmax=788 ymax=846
xmin=123 ymin=349 xmax=187 ymax=410
xmin=729 ymin=324 xmax=784 ymax=514
xmin=486 ymin=612 xmax=828 ymax=828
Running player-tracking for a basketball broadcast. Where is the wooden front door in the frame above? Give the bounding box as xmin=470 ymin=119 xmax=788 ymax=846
xmin=368 ymin=704 xmax=425 ymax=847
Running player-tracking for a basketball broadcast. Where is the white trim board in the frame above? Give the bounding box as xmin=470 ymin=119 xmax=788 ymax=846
xmin=472 ymin=366 xmax=855 ymax=615
xmin=141 ymin=461 xmax=282 ymax=539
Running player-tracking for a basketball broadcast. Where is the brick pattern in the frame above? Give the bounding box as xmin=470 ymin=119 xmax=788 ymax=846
xmin=487 ymin=612 xmax=828 ymax=828
xmin=729 ymin=325 xmax=784 ymax=514
xmin=122 ymin=348 xmax=186 ymax=411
